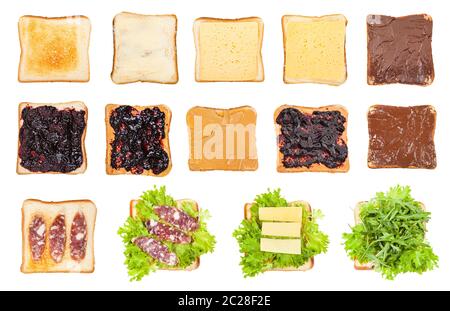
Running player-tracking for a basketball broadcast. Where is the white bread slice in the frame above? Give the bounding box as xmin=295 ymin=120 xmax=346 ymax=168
xmin=282 ymin=15 xmax=347 ymax=85
xmin=353 ymin=201 xmax=426 ymax=270
xmin=129 ymin=199 xmax=200 ymax=271
xmin=244 ymin=201 xmax=314 ymax=271
xmin=105 ymin=104 xmax=172 ymax=176
xmin=111 ymin=12 xmax=178 ymax=84
xmin=274 ymin=105 xmax=349 ymax=173
xmin=18 ymin=16 xmax=91 ymax=82
xmin=21 ymin=199 xmax=96 ymax=273
xmin=194 ymin=17 xmax=264 ymax=82
xmin=17 ymin=101 xmax=88 ymax=175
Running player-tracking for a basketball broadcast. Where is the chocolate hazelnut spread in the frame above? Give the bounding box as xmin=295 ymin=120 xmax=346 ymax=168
xmin=368 ymin=105 xmax=436 ymax=169
xmin=367 ymin=14 xmax=434 ymax=85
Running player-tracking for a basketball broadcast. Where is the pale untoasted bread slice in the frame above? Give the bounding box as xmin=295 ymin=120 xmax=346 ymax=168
xmin=194 ymin=17 xmax=264 ymax=82
xmin=18 ymin=16 xmax=91 ymax=82
xmin=129 ymin=199 xmax=200 ymax=271
xmin=186 ymin=106 xmax=258 ymax=171
xmin=111 ymin=12 xmax=178 ymax=84
xmin=21 ymin=199 xmax=96 ymax=273
xmin=282 ymin=15 xmax=347 ymax=85
xmin=353 ymin=201 xmax=426 ymax=270
xmin=244 ymin=201 xmax=314 ymax=271
xmin=274 ymin=105 xmax=349 ymax=173
xmin=17 ymin=101 xmax=88 ymax=175
xmin=105 ymin=104 xmax=172 ymax=176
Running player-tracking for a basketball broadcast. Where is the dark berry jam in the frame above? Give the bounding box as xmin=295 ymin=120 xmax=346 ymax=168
xmin=109 ymin=105 xmax=169 ymax=175
xmin=19 ymin=106 xmax=86 ymax=173
xmin=276 ymin=108 xmax=348 ymax=169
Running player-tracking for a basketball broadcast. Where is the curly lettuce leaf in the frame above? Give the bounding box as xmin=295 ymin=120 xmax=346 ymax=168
xmin=118 ymin=186 xmax=216 ymax=281
xmin=343 ymin=185 xmax=438 ymax=280
xmin=233 ymin=189 xmax=329 ymax=277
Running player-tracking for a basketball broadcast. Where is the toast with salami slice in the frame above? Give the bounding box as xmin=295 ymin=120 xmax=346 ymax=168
xmin=118 ymin=186 xmax=215 ymax=281
xmin=21 ymin=199 xmax=96 ymax=273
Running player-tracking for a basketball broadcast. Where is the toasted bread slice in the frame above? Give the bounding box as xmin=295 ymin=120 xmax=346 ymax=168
xmin=244 ymin=201 xmax=314 ymax=271
xmin=353 ymin=201 xmax=426 ymax=270
xmin=17 ymin=101 xmax=88 ymax=175
xmin=18 ymin=16 xmax=91 ymax=82
xmin=274 ymin=105 xmax=349 ymax=173
xmin=21 ymin=199 xmax=96 ymax=273
xmin=130 ymin=199 xmax=200 ymax=271
xmin=105 ymin=104 xmax=172 ymax=176
xmin=282 ymin=15 xmax=347 ymax=85
xmin=186 ymin=106 xmax=258 ymax=171
xmin=194 ymin=17 xmax=264 ymax=82
xmin=111 ymin=12 xmax=178 ymax=84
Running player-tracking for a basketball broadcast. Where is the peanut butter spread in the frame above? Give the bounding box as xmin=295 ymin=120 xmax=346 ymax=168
xmin=187 ymin=106 xmax=258 ymax=171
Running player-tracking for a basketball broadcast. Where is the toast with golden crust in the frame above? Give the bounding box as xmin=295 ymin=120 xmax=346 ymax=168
xmin=17 ymin=101 xmax=88 ymax=175
xmin=274 ymin=105 xmax=349 ymax=173
xmin=18 ymin=15 xmax=91 ymax=82
xmin=21 ymin=199 xmax=96 ymax=273
xmin=105 ymin=104 xmax=172 ymax=176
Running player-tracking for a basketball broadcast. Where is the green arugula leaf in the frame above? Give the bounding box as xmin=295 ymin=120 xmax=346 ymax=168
xmin=233 ymin=189 xmax=329 ymax=277
xmin=118 ymin=186 xmax=216 ymax=281
xmin=343 ymin=185 xmax=438 ymax=280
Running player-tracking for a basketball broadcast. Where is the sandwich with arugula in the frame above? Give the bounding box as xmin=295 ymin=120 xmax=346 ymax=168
xmin=343 ymin=185 xmax=438 ymax=280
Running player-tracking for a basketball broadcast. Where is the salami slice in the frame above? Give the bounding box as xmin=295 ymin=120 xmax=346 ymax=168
xmin=49 ymin=214 xmax=66 ymax=263
xmin=29 ymin=216 xmax=46 ymax=262
xmin=145 ymin=220 xmax=191 ymax=244
xmin=154 ymin=206 xmax=199 ymax=232
xmin=70 ymin=212 xmax=87 ymax=261
xmin=133 ymin=236 xmax=178 ymax=266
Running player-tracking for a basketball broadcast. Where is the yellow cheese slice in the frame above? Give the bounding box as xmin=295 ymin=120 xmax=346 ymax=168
xmin=194 ymin=18 xmax=264 ymax=82
xmin=261 ymin=222 xmax=301 ymax=237
xmin=260 ymin=238 xmax=301 ymax=255
xmin=283 ymin=15 xmax=347 ymax=85
xmin=258 ymin=207 xmax=302 ymax=222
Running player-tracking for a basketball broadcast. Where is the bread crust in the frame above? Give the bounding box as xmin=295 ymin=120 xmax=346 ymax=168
xmin=18 ymin=15 xmax=91 ymax=83
xmin=129 ymin=199 xmax=200 ymax=271
xmin=111 ymin=12 xmax=179 ymax=84
xmin=282 ymin=14 xmax=348 ymax=85
xmin=367 ymin=105 xmax=437 ymax=169
xmin=353 ymin=201 xmax=426 ymax=270
xmin=274 ymin=105 xmax=349 ymax=173
xmin=17 ymin=101 xmax=88 ymax=175
xmin=105 ymin=104 xmax=172 ymax=176
xmin=21 ymin=199 xmax=96 ymax=273
xmin=193 ymin=17 xmax=264 ymax=82
xmin=244 ymin=200 xmax=314 ymax=272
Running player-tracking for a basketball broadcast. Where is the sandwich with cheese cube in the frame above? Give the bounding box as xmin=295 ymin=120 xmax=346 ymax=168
xmin=233 ymin=189 xmax=328 ymax=277
xmin=194 ymin=17 xmax=264 ymax=82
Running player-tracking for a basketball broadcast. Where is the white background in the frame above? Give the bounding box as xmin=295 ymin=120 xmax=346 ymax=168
xmin=1 ymin=0 xmax=448 ymax=291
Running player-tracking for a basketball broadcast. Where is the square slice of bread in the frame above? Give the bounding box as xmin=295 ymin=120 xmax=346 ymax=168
xmin=18 ymin=16 xmax=91 ymax=82
xmin=17 ymin=101 xmax=88 ymax=175
xmin=244 ymin=201 xmax=314 ymax=271
xmin=130 ymin=199 xmax=200 ymax=271
xmin=186 ymin=106 xmax=258 ymax=171
xmin=282 ymin=15 xmax=347 ymax=85
xmin=194 ymin=17 xmax=264 ymax=82
xmin=111 ymin=12 xmax=178 ymax=84
xmin=105 ymin=104 xmax=172 ymax=176
xmin=353 ymin=201 xmax=426 ymax=270
xmin=22 ymin=199 xmax=96 ymax=273
xmin=274 ymin=105 xmax=349 ymax=173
